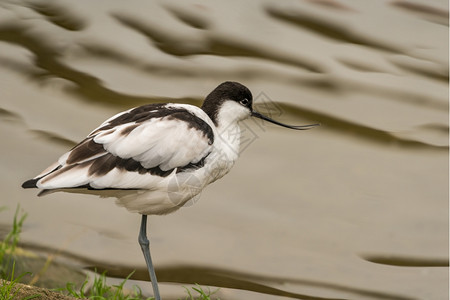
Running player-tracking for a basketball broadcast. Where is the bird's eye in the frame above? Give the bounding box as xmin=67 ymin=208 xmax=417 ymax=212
xmin=240 ymin=98 xmax=249 ymax=106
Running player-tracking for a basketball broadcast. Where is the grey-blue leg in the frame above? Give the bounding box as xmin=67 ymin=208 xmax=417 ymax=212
xmin=139 ymin=214 xmax=161 ymax=300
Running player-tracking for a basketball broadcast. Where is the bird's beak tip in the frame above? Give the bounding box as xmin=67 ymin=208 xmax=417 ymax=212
xmin=251 ymin=111 xmax=319 ymax=130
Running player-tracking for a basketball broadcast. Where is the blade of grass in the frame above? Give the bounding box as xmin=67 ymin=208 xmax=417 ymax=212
xmin=1 ymin=205 xmax=27 ymax=279
xmin=0 ymin=261 xmax=39 ymax=300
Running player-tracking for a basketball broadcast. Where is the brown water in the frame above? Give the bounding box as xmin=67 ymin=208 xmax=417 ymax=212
xmin=0 ymin=0 xmax=448 ymax=299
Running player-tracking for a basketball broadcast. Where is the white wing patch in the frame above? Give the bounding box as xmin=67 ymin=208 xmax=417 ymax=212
xmin=93 ymin=110 xmax=213 ymax=171
xmin=94 ymin=118 xmax=211 ymax=170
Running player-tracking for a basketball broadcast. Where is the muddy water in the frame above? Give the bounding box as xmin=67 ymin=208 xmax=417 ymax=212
xmin=0 ymin=0 xmax=448 ymax=299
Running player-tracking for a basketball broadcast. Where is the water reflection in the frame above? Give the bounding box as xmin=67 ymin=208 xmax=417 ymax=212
xmin=129 ymin=265 xmax=417 ymax=300
xmin=361 ymin=254 xmax=449 ymax=267
xmin=18 ymin=242 xmax=433 ymax=300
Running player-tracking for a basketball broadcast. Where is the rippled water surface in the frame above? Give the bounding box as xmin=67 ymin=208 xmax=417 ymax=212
xmin=0 ymin=0 xmax=448 ymax=299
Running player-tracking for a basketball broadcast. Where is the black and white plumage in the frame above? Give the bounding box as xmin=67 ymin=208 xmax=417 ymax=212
xmin=23 ymin=81 xmax=317 ymax=215
xmin=22 ymin=81 xmax=318 ymax=299
xmin=23 ymin=102 xmax=219 ymax=215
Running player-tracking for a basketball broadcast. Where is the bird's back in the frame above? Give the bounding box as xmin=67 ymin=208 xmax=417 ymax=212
xmin=22 ymin=103 xmax=233 ymax=215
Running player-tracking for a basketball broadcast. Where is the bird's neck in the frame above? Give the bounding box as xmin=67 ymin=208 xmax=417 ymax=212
xmin=217 ymin=121 xmax=241 ymax=150
xmin=205 ymin=121 xmax=241 ymax=183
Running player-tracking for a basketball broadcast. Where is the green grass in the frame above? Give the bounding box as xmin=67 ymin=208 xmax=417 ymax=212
xmin=182 ymin=284 xmax=220 ymax=300
xmin=0 ymin=205 xmax=27 ymax=279
xmin=61 ymin=271 xmax=152 ymax=300
xmin=0 ymin=205 xmax=38 ymax=299
xmin=60 ymin=272 xmax=220 ymax=300
xmin=0 ymin=261 xmax=38 ymax=300
xmin=1 ymin=206 xmax=220 ymax=300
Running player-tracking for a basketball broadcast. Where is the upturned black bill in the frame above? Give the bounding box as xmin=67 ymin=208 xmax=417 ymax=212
xmin=251 ymin=111 xmax=319 ymax=130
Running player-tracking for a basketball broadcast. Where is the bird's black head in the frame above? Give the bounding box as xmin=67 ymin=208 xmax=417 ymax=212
xmin=201 ymin=81 xmax=253 ymax=125
xmin=202 ymin=81 xmax=319 ymax=130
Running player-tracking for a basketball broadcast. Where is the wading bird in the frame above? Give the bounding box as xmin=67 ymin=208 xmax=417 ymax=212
xmin=22 ymin=81 xmax=318 ymax=300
